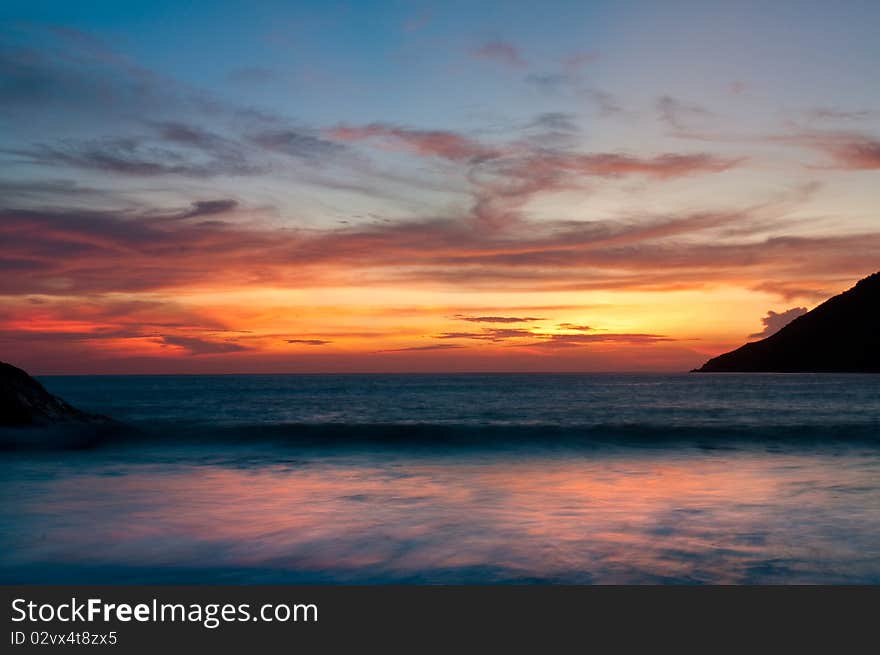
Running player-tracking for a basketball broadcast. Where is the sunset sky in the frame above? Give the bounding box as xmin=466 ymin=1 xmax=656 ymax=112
xmin=2 ymin=0 xmax=879 ymax=374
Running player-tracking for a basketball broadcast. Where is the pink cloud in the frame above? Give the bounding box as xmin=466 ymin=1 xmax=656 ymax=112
xmin=327 ymin=123 xmax=499 ymax=162
xmin=774 ymin=131 xmax=880 ymax=170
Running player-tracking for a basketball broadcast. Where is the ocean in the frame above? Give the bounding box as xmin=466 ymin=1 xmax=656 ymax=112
xmin=2 ymin=373 xmax=880 ymax=583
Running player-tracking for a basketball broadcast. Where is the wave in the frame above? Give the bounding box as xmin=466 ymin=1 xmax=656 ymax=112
xmin=3 ymin=419 xmax=879 ymax=451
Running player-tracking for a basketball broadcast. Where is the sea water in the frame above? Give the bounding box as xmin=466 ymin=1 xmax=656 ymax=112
xmin=2 ymin=373 xmax=879 ymax=583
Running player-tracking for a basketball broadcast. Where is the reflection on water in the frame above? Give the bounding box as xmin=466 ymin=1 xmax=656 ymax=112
xmin=2 ymin=445 xmax=880 ymax=583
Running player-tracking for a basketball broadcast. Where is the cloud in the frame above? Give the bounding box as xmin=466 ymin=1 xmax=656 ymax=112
xmin=525 ymin=73 xmax=569 ymax=95
xmin=159 ymin=335 xmax=250 ymax=355
xmin=527 ymin=113 xmax=579 ymax=133
xmin=323 ymin=119 xmax=739 ymax=230
xmin=471 ymin=149 xmax=739 ymax=229
xmin=249 ymin=128 xmax=346 ymax=162
xmin=0 ymin=298 xmax=230 ymax=341
xmin=657 ymin=95 xmax=713 ymax=130
xmin=0 ymin=178 xmax=105 ymax=201
xmin=381 ymin=344 xmax=464 ymax=352
xmin=0 ymin=295 xmax=256 ymax=364
xmin=432 ymin=326 xmax=671 ymax=347
xmin=327 ymin=123 xmax=498 ymax=162
xmin=551 ymin=152 xmax=739 ymax=179
xmin=6 ymin=196 xmax=877 ymax=300
xmin=806 ymin=108 xmax=880 ymax=122
xmin=454 ymin=315 xmax=545 ymax=323
xmin=0 ymin=26 xmax=233 ymax=133
xmin=471 ymin=41 xmax=526 ymax=68
xmin=557 ymin=323 xmax=593 ymax=332
xmin=817 ymin=136 xmax=880 ymax=170
xmin=767 ymin=131 xmax=880 ymax=170
xmin=286 ymin=339 xmax=332 ymax=345
xmin=584 ymin=90 xmax=625 ymax=117
xmin=10 ymin=129 xmax=261 ymax=178
xmin=435 ymin=328 xmax=537 ymax=341
xmin=748 ymin=307 xmax=808 ymax=339
xmin=181 ymin=199 xmax=239 ymax=218
xmin=529 ymin=333 xmax=672 ymax=348
xmin=0 ymin=204 xmax=283 ymax=295
xmin=751 ymin=280 xmax=834 ymax=302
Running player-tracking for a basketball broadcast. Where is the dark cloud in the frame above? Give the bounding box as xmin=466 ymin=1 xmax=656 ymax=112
xmin=455 ymin=315 xmax=545 ymax=323
xmin=171 ymin=199 xmax=239 ymax=220
xmin=748 ymin=307 xmax=808 ymax=339
xmin=0 ymin=178 xmax=103 ymax=200
xmin=557 ymin=323 xmax=593 ymax=332
xmin=0 ymin=297 xmax=239 ymax=357
xmin=10 ymin=131 xmax=260 ymax=178
xmin=160 ymin=335 xmax=250 ymax=355
xmin=148 ymin=121 xmax=231 ymax=149
xmin=381 ymin=344 xmax=464 ymax=352
xmin=286 ymin=339 xmax=332 ymax=346
xmin=435 ymin=328 xmax=537 ymax=341
xmin=433 ymin=325 xmax=670 ymax=347
xmin=249 ymin=129 xmax=346 ymax=162
xmin=527 ymin=333 xmax=673 ymax=348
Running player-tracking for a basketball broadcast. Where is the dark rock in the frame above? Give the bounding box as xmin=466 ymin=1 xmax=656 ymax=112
xmin=0 ymin=360 xmax=110 ymax=426
xmin=694 ymin=272 xmax=880 ymax=372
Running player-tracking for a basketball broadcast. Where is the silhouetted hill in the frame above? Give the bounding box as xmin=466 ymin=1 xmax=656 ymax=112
xmin=695 ymin=272 xmax=880 ymax=372
xmin=0 ymin=360 xmax=108 ymax=426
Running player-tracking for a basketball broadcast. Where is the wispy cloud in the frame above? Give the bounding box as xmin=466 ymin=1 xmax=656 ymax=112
xmin=6 ymin=190 xmax=876 ymax=301
xmin=808 ymin=134 xmax=880 ymax=170
xmin=435 ymin=328 xmax=537 ymax=341
xmin=381 ymin=343 xmax=464 ymax=352
xmin=454 ymin=315 xmax=545 ymax=323
xmin=328 ymin=123 xmax=499 ymax=162
xmin=9 ymin=126 xmax=262 ymax=178
xmin=557 ymin=323 xmax=593 ymax=332
xmin=249 ymin=128 xmax=346 ymax=162
xmin=159 ymin=335 xmax=250 ymax=355
xmin=584 ymin=89 xmax=626 ymax=117
xmin=471 ymin=40 xmax=527 ymax=68
xmin=432 ymin=327 xmax=671 ymax=346
xmin=657 ymin=95 xmax=713 ymax=131
xmin=806 ymin=108 xmax=880 ymax=122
